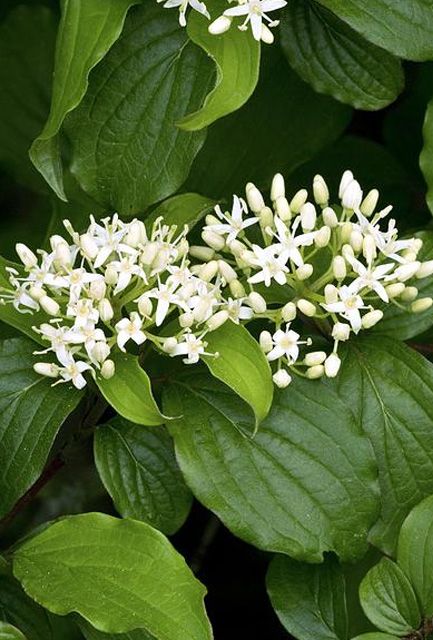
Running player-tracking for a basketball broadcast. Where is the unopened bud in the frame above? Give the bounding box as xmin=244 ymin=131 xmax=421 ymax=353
xmin=297 ymin=299 xmax=316 ymax=317
xmin=179 ymin=312 xmax=194 ymax=328
xmin=338 ymin=170 xmax=354 ymax=199
xmin=54 ymin=242 xmax=71 ymax=267
xmin=322 ymin=207 xmax=338 ymax=228
xmin=92 ymin=342 xmax=110 ymax=364
xmin=313 ymin=174 xmax=329 ymax=205
xmin=162 ymin=337 xmax=178 ymax=353
xmin=290 ymin=189 xmax=308 ymax=213
xmin=218 ymin=260 xmax=237 ymax=283
xmin=205 ymin=214 xmax=221 ymax=226
xmin=280 ymin=301 xmax=296 ymax=322
xmin=417 ymin=260 xmax=433 ymax=279
xmin=246 ymin=182 xmax=265 ymax=213
xmin=229 ymin=279 xmax=246 ymax=298
xmin=137 ymin=295 xmax=152 ymax=317
xmin=295 ymin=264 xmax=313 ymax=281
xmin=40 ymin=295 xmax=60 ymax=316
xmin=271 ymin=173 xmax=285 ymax=201
xmin=29 ymin=286 xmax=45 ymax=301
xmin=89 ymin=279 xmax=106 ymax=301
xmin=385 ymin=283 xmax=405 ymax=298
xmin=99 ymin=298 xmax=114 ymax=322
xmin=342 ymin=180 xmax=363 ymax=210
xmin=332 ymin=322 xmax=350 ymax=341
xmin=306 ymin=365 xmax=325 ymax=379
xmin=140 ymin=241 xmax=159 ymax=266
xmin=411 ymin=297 xmax=433 ymax=313
xmin=324 ymin=284 xmax=339 ymax=304
xmin=274 ymin=197 xmax=291 ymax=221
xmin=341 ymin=244 xmax=354 ymax=261
xmin=350 ymin=230 xmax=363 ymax=253
xmin=228 ymin=239 xmax=247 ymax=256
xmin=260 ymin=23 xmax=274 ymax=44
xmin=259 ymin=206 xmax=274 ymax=228
xmin=80 ymin=234 xmax=98 ymax=260
xmin=332 ymin=256 xmax=346 ymax=281
xmin=208 ymin=14 xmax=232 ymax=35
xmin=305 ymin=351 xmax=326 ymax=367
xmin=16 ymin=243 xmax=37 ymax=269
xmin=395 ymin=261 xmax=421 ymax=282
xmin=202 ymin=230 xmax=225 ymax=251
xmin=315 ymin=226 xmax=331 ymax=248
xmin=340 ymin=222 xmax=353 ymax=244
xmin=361 ymin=309 xmax=383 ymax=329
xmin=207 ymin=310 xmax=229 ymax=331
xmin=273 ymin=369 xmax=292 ymax=388
xmin=363 ymin=235 xmax=377 ymax=264
xmin=189 ymin=245 xmax=215 ymax=261
xmin=248 ymin=291 xmax=267 ymax=313
xmin=360 ymin=189 xmax=379 ymax=217
xmin=199 ymin=260 xmax=219 ymax=282
xmin=105 ymin=264 xmax=118 ymax=285
xmin=300 ymin=202 xmax=317 ymax=231
xmin=400 ymin=286 xmax=418 ymax=302
xmin=101 ymin=359 xmax=115 ymax=379
xmin=33 ymin=362 xmax=59 ymax=378
xmin=324 ymin=353 xmax=341 ymax=378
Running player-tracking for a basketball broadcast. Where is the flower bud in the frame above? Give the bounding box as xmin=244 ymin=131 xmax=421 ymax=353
xmin=179 ymin=312 xmax=194 ymax=328
xmin=361 ymin=309 xmax=383 ymax=329
xmin=199 ymin=260 xmax=219 ymax=282
xmin=290 ymin=189 xmax=308 ymax=213
xmin=228 ymin=239 xmax=247 ymax=256
xmin=315 ymin=226 xmax=331 ymax=248
xmin=189 ymin=245 xmax=215 ymax=261
xmin=338 ymin=170 xmax=354 ymax=199
xmin=416 ymin=260 xmax=433 ymax=279
xmin=300 ymin=202 xmax=317 ymax=231
xmin=363 ymin=235 xmax=377 ymax=264
xmin=413 ymin=238 xmax=424 ymax=254
xmin=89 ymin=278 xmax=107 ymax=301
xmin=341 ymin=243 xmax=354 ymax=261
xmin=281 ymin=301 xmax=297 ymax=322
xmin=395 ymin=261 xmax=421 ymax=282
xmin=101 ymin=359 xmax=115 ymax=379
xmin=54 ymin=242 xmax=72 ymax=267
xmin=248 ymin=291 xmax=267 ymax=313
xmin=342 ymin=180 xmax=363 ymax=210
xmin=295 ymin=264 xmax=313 ymax=281
xmin=274 ymin=197 xmax=291 ymax=221
xmin=92 ymin=342 xmax=110 ymax=364
xmin=261 ymin=23 xmax=274 ymax=44
xmin=273 ymin=368 xmax=292 ymax=388
xmin=152 ymin=247 xmax=171 ymax=272
xmin=40 ymin=295 xmax=60 ymax=316
xmin=140 ymin=241 xmax=159 ymax=266
xmin=350 ymin=230 xmax=363 ymax=253
xmin=259 ymin=330 xmax=273 ymax=353
xmin=271 ymin=173 xmax=285 ymax=201
xmin=105 ymin=264 xmax=118 ymax=285
xmin=297 ymin=299 xmax=316 ymax=317
xmin=385 ymin=282 xmax=405 ymax=298
xmin=400 ymin=286 xmax=418 ymax=302
xmin=33 ymin=362 xmax=59 ymax=378
xmin=16 ymin=243 xmax=37 ymax=269
xmin=162 ymin=337 xmax=178 ymax=353
xmin=207 ymin=310 xmax=229 ymax=331
xmin=402 ymin=250 xmax=418 ymax=263
xmin=360 ymin=189 xmax=379 ymax=217
xmin=324 ymin=284 xmax=339 ymax=304
xmin=411 ymin=297 xmax=433 ymax=313
xmin=29 ymin=285 xmax=45 ymax=301
xmin=99 ymin=298 xmax=114 ymax=322
xmin=218 ymin=260 xmax=237 ymax=283
xmin=137 ymin=294 xmax=152 ymax=317
xmin=259 ymin=206 xmax=274 ymax=228
xmin=202 ymin=230 xmax=225 ymax=251
xmin=306 ymin=364 xmax=325 ymax=379
xmin=205 ymin=214 xmax=221 ymax=226
xmin=229 ymin=279 xmax=246 ymax=298
xmin=340 ymin=222 xmax=353 ymax=244
xmin=332 ymin=322 xmax=350 ymax=341
xmin=80 ymin=234 xmax=98 ymax=260
xmin=324 ymin=353 xmax=341 ymax=378
xmin=246 ymin=182 xmax=265 ymax=213
xmin=313 ymin=174 xmax=329 ymax=205
xmin=305 ymin=351 xmax=326 ymax=367
xmin=208 ymin=14 xmax=232 ymax=35
xmin=332 ymin=256 xmax=346 ymax=281
xmin=322 ymin=207 xmax=338 ymax=228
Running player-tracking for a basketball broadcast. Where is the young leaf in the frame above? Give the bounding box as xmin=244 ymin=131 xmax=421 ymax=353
xmin=359 ymin=558 xmax=421 ymax=636
xmin=30 ymin=0 xmax=137 ymax=200
xmin=280 ymin=0 xmax=403 ymax=111
xmin=13 ymin=513 xmax=212 ymax=640
xmin=420 ymin=98 xmax=433 ymax=216
xmin=315 ymin=0 xmax=433 ymax=61
xmin=0 ymin=623 xmax=26 ymax=640
xmin=144 ymin=193 xmax=216 ymax=232
xmin=164 ymin=374 xmax=379 ymax=562
xmin=178 ymin=0 xmax=260 ymax=131
xmin=398 ymin=494 xmax=433 ymax=616
xmin=94 ymin=417 xmax=192 ymax=534
xmin=333 ymin=336 xmax=433 ymax=555
xmin=266 ymin=554 xmax=348 ymax=640
xmin=203 ymin=322 xmax=273 ymax=425
xmin=95 ymin=351 xmax=164 ymax=427
xmin=65 ymin=3 xmax=213 ymax=214
xmin=0 ymin=338 xmax=82 ymax=518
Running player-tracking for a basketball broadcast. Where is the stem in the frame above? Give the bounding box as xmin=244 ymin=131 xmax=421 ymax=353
xmin=190 ymin=514 xmax=220 ymax=574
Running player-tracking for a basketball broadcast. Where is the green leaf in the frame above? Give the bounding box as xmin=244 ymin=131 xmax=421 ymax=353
xmin=178 ymin=0 xmax=260 ymax=131
xmin=359 ymin=558 xmax=421 ymax=636
xmin=0 ymin=622 xmax=27 ymax=640
xmin=315 ymin=0 xmax=433 ymax=61
xmin=420 ymin=97 xmax=433 ymax=216
xmin=0 ymin=337 xmax=82 ymax=518
xmin=65 ymin=3 xmax=213 ymax=215
xmin=280 ymin=0 xmax=403 ymax=111
xmin=333 ymin=336 xmax=433 ymax=554
xmin=94 ymin=417 xmax=192 ymax=534
xmin=186 ymin=46 xmax=351 ymax=199
xmin=13 ymin=513 xmax=212 ymax=640
xmin=351 ymin=635 xmax=399 ymax=640
xmin=30 ymin=0 xmax=137 ymax=200
xmin=95 ymin=351 xmax=164 ymax=427
xmin=374 ymin=231 xmax=433 ymax=339
xmin=266 ymin=554 xmax=348 ymax=640
xmin=203 ymin=322 xmax=273 ymax=426
xmin=0 ymin=6 xmax=56 ymax=192
xmin=79 ymin=619 xmax=154 ymax=640
xmin=145 ymin=193 xmax=216 ymax=232
xmin=398 ymin=494 xmax=433 ymax=616
xmin=0 ymin=572 xmax=53 ymax=640
xmin=164 ymin=374 xmax=379 ymax=562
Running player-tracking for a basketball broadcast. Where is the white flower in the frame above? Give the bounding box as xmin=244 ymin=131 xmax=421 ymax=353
xmin=269 ymin=216 xmax=316 ymax=267
xmin=67 ymin=298 xmax=99 ymax=329
xmin=267 ymin=325 xmax=304 ymax=363
xmin=64 ymin=323 xmax=107 ymax=360
xmin=148 ymin=280 xmax=183 ymax=327
xmin=248 ymin=244 xmax=289 ymax=286
xmin=159 ymin=0 xmax=210 ymax=27
xmin=206 ymin=196 xmax=258 ymax=243
xmin=224 ymin=0 xmax=287 ymax=41
xmin=115 ymin=312 xmax=147 ymax=352
xmin=108 ymin=256 xmax=146 ymax=294
xmin=225 ymin=297 xmax=254 ymax=323
xmin=189 ymin=280 xmax=221 ymax=323
xmin=171 ymin=332 xmax=207 ymax=364
xmin=56 ymin=352 xmax=93 ymax=390
xmin=66 ymin=268 xmax=102 ymax=303
xmin=347 ymin=256 xmax=394 ymax=302
xmin=1 ymin=271 xmax=39 ymax=313
xmin=323 ymin=285 xmax=367 ymax=333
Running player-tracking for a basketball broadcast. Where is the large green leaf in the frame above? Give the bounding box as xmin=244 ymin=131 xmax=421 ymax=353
xmin=398 ymin=494 xmax=433 ymax=616
xmin=0 ymin=623 xmax=26 ymax=640
xmin=95 ymin=351 xmax=164 ymax=427
xmin=315 ymin=0 xmax=433 ymax=61
xmin=280 ymin=0 xmax=403 ymax=111
xmin=0 ymin=338 xmax=82 ymax=518
xmin=94 ymin=417 xmax=192 ymax=534
xmin=30 ymin=0 xmax=137 ymax=200
xmin=333 ymin=337 xmax=433 ymax=554
xmin=178 ymin=0 xmax=260 ymax=131
xmin=0 ymin=572 xmax=52 ymax=640
xmin=79 ymin=620 xmax=154 ymax=640
xmin=186 ymin=47 xmax=351 ymax=198
xmin=145 ymin=193 xmax=216 ymax=232
xmin=13 ymin=513 xmax=212 ymax=640
xmin=420 ymin=97 xmax=433 ymax=216
xmin=203 ymin=322 xmax=273 ymax=426
xmin=65 ymin=3 xmax=213 ymax=215
xmin=359 ymin=558 xmax=421 ymax=636
xmin=0 ymin=6 xmax=56 ymax=192
xmin=266 ymin=555 xmax=348 ymax=640
xmin=164 ymin=374 xmax=379 ymax=562
xmin=352 ymin=635 xmax=399 ymax=640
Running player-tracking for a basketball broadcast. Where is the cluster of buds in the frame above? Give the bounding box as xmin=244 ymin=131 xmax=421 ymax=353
xmin=0 ymin=215 xmax=258 ymax=389
xmin=157 ymin=0 xmax=287 ymax=43
xmin=193 ymin=171 xmax=433 ymax=388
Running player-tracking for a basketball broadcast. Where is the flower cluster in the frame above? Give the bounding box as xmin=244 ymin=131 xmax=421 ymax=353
xmin=0 ymin=215 xmax=255 ymax=389
xmin=157 ymin=0 xmax=287 ymax=43
xmin=192 ymin=171 xmax=433 ymax=388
